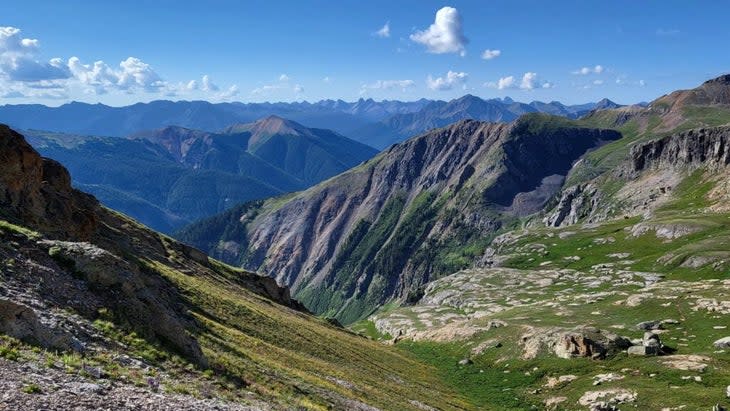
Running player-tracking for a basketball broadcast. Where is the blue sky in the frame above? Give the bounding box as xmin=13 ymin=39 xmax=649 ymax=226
xmin=1 ymin=0 xmax=728 ymax=106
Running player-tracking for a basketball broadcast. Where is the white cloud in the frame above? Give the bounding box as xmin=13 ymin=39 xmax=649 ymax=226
xmin=639 ymin=79 xmax=646 ymax=87
xmin=218 ymin=85 xmax=239 ymax=100
xmin=484 ymin=76 xmax=515 ymax=90
xmin=486 ymin=72 xmax=552 ymax=90
xmin=572 ymin=65 xmax=604 ymax=75
xmin=374 ymin=22 xmax=390 ymax=38
xmin=68 ymin=56 xmax=165 ymax=94
xmin=593 ymin=79 xmax=604 ymax=85
xmin=361 ymin=79 xmax=416 ymax=93
xmin=201 ymin=74 xmax=219 ymax=92
xmin=251 ymin=75 xmax=301 ymax=96
xmin=410 ymin=7 xmax=467 ymax=56
xmin=0 ymin=26 xmax=71 ymax=82
xmin=322 ymin=76 xmax=331 ymax=83
xmin=481 ymin=49 xmax=501 ymax=60
xmin=426 ymin=70 xmax=467 ymax=91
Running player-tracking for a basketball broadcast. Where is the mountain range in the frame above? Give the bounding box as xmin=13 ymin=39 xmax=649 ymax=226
xmin=3 ymin=75 xmax=730 ymax=410
xmin=1 ymin=96 xmax=622 ymax=149
xmin=177 ymin=75 xmax=730 ymax=325
xmin=25 ymin=116 xmax=376 ymax=232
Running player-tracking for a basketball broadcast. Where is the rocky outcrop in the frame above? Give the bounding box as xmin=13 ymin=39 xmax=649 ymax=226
xmin=0 ymin=125 xmax=98 ymax=240
xmin=180 ymin=115 xmax=621 ymax=323
xmin=521 ymin=326 xmax=632 ymax=360
xmin=624 ymin=125 xmax=730 ymax=176
xmin=543 ymin=183 xmax=603 ymax=227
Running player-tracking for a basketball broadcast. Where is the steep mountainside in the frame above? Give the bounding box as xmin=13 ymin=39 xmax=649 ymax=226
xmin=178 ymin=115 xmax=620 ymax=323
xmin=0 ymin=124 xmax=469 ymax=410
xmin=26 ymin=118 xmax=376 ymax=232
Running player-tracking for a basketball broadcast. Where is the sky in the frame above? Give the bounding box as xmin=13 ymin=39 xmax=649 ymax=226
xmin=1 ymin=0 xmax=729 ymax=106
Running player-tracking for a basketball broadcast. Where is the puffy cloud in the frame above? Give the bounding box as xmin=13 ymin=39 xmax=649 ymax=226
xmin=218 ymin=85 xmax=239 ymax=99
xmin=0 ymin=26 xmax=71 ymax=82
xmin=481 ymin=49 xmax=501 ymax=60
xmin=68 ymin=56 xmax=165 ymax=94
xmin=593 ymin=79 xmax=604 ymax=85
xmin=279 ymin=74 xmax=290 ymax=82
xmin=294 ymin=84 xmax=304 ymax=93
xmin=410 ymin=7 xmax=467 ymax=56
xmin=520 ymin=72 xmax=553 ymax=90
xmin=374 ymin=22 xmax=390 ymax=38
xmin=322 ymin=76 xmax=331 ymax=83
xmin=426 ymin=70 xmax=467 ymax=91
xmin=572 ymin=65 xmax=604 ymax=75
xmin=361 ymin=79 xmax=416 ymax=92
xmin=486 ymin=72 xmax=552 ymax=90
xmin=201 ymin=74 xmax=219 ymax=92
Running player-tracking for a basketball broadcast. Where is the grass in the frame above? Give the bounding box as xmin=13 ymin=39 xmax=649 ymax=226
xmin=140 ymin=258 xmax=472 ymax=410
xmin=21 ymin=383 xmax=42 ymax=394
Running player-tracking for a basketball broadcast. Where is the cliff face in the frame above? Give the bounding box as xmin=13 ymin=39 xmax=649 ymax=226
xmin=180 ymin=115 xmax=621 ymax=323
xmin=625 ymin=125 xmax=730 ymax=175
xmin=0 ymin=125 xmax=98 ymax=240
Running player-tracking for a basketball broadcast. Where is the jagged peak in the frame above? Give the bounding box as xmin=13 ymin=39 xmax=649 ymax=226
xmin=702 ymin=74 xmax=730 ymax=86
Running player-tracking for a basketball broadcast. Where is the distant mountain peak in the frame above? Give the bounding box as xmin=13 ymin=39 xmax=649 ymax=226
xmin=703 ymin=74 xmax=730 ymax=86
xmin=250 ymin=115 xmax=308 ymax=137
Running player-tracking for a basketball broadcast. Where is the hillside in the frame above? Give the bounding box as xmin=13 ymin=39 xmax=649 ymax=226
xmin=0 ymin=123 xmax=470 ymax=410
xmin=25 ymin=117 xmax=377 ymax=232
xmin=177 ymin=114 xmax=621 ymax=324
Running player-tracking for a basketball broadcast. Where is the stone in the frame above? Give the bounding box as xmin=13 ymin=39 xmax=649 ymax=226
xmin=713 ymin=336 xmax=730 ymax=349
xmin=457 ymin=358 xmax=473 ymax=366
xmin=636 ymin=320 xmax=663 ymax=331
xmin=628 ymin=345 xmax=659 ymax=356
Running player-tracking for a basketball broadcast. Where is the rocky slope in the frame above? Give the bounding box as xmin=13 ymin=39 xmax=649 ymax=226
xmin=0 ymin=124 xmax=469 ymax=410
xmin=178 ymin=114 xmax=620 ymax=323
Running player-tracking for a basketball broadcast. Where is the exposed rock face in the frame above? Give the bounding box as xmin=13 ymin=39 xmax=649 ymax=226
xmin=624 ymin=125 xmax=730 ymax=176
xmin=180 ymin=115 xmax=621 ymax=322
xmin=521 ymin=326 xmax=631 ymax=360
xmin=543 ymin=183 xmax=604 ymax=227
xmin=0 ymin=125 xmax=98 ymax=240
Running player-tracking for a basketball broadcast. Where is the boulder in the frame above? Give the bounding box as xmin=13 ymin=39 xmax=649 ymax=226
xmin=628 ymin=345 xmax=659 ymax=356
xmin=714 ymin=337 xmax=730 ymax=349
xmin=636 ymin=320 xmax=663 ymax=331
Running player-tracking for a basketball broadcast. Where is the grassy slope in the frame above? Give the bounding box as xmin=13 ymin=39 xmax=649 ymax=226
xmin=352 ymin=106 xmax=730 ymax=410
xmin=0 ymin=211 xmax=470 ymax=410
xmin=355 ymin=170 xmax=730 ymax=409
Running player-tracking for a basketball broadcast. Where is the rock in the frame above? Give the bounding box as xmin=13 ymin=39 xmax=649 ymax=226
xmin=592 ymin=373 xmax=624 ymax=385
xmin=68 ymin=382 xmax=104 ymax=395
xmin=661 ymin=355 xmax=710 ymax=371
xmin=713 ymin=336 xmax=730 ymax=349
xmin=544 ymin=375 xmax=577 ymax=388
xmin=457 ymin=358 xmax=473 ymax=366
xmin=636 ymin=320 xmax=663 ymax=331
xmin=0 ymin=299 xmax=83 ymax=352
xmin=628 ymin=346 xmax=659 ymax=356
xmin=578 ymin=389 xmax=637 ymax=410
xmin=726 ymin=385 xmax=730 ymax=398
xmin=544 ymin=396 xmax=567 ymax=408
xmin=643 ymin=331 xmax=661 ymax=347
xmin=522 ymin=327 xmax=631 ymax=360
